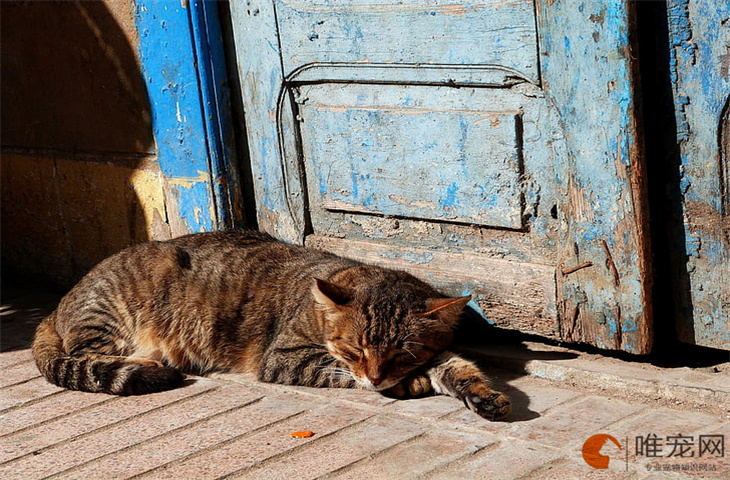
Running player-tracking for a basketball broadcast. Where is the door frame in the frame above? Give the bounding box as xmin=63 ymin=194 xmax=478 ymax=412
xmin=134 ymin=0 xmax=243 ymax=235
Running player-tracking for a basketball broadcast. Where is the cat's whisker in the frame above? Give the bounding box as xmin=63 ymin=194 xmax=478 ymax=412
xmin=331 ymin=373 xmax=356 ymax=383
xmin=402 ymin=346 xmax=418 ymax=359
xmin=316 ymin=366 xmax=354 ymax=379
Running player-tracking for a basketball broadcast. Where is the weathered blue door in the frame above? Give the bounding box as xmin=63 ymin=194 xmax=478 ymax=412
xmin=230 ymin=0 xmax=652 ymax=353
xmin=668 ymin=0 xmax=730 ymax=350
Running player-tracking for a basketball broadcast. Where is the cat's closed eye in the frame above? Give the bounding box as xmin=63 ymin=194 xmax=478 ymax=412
xmin=339 ymin=348 xmax=362 ymax=362
xmin=330 ymin=340 xmax=363 ymax=361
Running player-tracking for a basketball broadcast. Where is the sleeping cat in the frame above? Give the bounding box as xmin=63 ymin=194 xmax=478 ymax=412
xmin=32 ymin=231 xmax=510 ymax=420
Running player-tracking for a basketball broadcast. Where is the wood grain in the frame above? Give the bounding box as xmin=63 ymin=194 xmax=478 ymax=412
xmin=307 ymin=235 xmax=559 ymax=338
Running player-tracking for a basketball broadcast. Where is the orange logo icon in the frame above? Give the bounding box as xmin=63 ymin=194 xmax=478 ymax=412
xmin=582 ymin=434 xmax=622 ymax=469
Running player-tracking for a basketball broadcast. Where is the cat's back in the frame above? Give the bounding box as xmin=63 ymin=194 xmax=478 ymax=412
xmin=67 ymin=230 xmax=346 ymax=288
xmin=55 ymin=231 xmax=278 ymax=309
xmin=168 ymin=229 xmax=275 ymax=250
xmin=167 ymin=230 xmax=349 ymax=275
xmin=56 ymin=230 xmax=357 ymax=323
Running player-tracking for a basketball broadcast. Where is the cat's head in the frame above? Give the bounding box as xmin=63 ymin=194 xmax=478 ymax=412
xmin=312 ymin=276 xmax=471 ymax=392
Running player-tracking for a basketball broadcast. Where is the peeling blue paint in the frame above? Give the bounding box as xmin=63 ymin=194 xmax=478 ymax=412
xmin=260 ymin=139 xmax=276 ymax=210
xmin=441 ymin=182 xmax=460 ymax=209
xmin=538 ymin=0 xmax=656 ymax=350
xmin=667 ymin=0 xmax=697 ymax=143
xmin=685 ymin=232 xmax=701 ymax=258
xmin=463 ymin=290 xmax=494 ymax=325
xmin=135 ymin=0 xmax=238 ymax=232
xmin=303 ymin=96 xmax=524 ymax=229
xmin=379 ymin=250 xmax=435 ymax=265
xmin=317 ymin=168 xmax=328 ymax=199
xmin=349 ymin=163 xmax=359 ymax=199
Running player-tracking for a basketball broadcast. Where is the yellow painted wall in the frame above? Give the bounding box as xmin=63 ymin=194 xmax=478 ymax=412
xmin=1 ymin=1 xmax=172 ymax=286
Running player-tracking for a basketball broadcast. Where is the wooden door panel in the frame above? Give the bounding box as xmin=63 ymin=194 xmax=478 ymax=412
xmin=300 ymin=84 xmax=524 ymax=229
xmin=276 ymin=0 xmax=539 ymax=83
xmin=297 ymin=82 xmax=563 ymax=265
xmin=308 ymin=235 xmax=558 ymax=338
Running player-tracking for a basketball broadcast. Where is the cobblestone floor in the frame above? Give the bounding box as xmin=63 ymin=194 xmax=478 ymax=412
xmin=1 ymin=282 xmax=728 ymax=479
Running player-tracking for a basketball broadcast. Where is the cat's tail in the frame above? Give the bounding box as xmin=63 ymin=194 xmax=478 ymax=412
xmin=32 ymin=313 xmax=184 ymax=395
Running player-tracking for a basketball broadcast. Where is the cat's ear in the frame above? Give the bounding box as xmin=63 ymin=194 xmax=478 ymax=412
xmin=312 ymin=278 xmax=354 ymax=309
xmin=419 ymin=296 xmax=472 ymax=327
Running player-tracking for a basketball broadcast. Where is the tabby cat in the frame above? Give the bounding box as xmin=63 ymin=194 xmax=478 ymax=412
xmin=32 ymin=231 xmax=510 ymax=420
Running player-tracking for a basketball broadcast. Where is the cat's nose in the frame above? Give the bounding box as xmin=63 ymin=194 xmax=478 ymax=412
xmin=368 ymin=375 xmax=383 ymax=386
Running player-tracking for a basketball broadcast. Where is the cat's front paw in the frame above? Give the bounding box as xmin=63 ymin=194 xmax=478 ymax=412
xmin=388 ymin=374 xmax=432 ymax=398
xmin=464 ymin=392 xmax=511 ymax=421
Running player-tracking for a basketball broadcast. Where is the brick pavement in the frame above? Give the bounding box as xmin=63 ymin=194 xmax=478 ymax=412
xmin=1 ymin=286 xmax=728 ymax=479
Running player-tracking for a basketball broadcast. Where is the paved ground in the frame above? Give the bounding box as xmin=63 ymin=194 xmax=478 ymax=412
xmin=1 ymin=282 xmax=729 ymax=479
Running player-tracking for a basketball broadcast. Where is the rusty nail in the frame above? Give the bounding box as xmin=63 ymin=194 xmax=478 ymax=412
xmin=561 ymin=261 xmax=594 ymax=275
xmin=601 ymin=240 xmax=620 ymax=286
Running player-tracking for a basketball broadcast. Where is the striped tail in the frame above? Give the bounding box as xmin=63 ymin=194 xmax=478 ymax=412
xmin=31 ymin=313 xmax=184 ymax=395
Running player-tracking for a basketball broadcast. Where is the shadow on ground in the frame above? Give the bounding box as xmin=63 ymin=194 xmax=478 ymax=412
xmin=453 ymin=307 xmax=579 ymax=423
xmin=0 ymin=272 xmax=65 ymax=352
